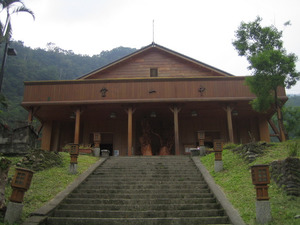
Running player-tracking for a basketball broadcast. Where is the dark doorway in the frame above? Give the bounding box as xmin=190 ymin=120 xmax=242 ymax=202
xmin=100 ymin=144 xmax=113 ymax=156
xmin=100 ymin=133 xmax=113 ymax=156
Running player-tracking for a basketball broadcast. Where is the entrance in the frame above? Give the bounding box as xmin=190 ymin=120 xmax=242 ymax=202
xmin=136 ymin=117 xmax=175 ymax=156
xmin=100 ymin=133 xmax=113 ymax=156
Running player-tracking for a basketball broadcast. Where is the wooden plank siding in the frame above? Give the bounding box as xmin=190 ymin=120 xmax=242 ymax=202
xmin=79 ymin=44 xmax=232 ymax=80
xmin=23 ymin=77 xmax=286 ymax=106
xmin=83 ymin=50 xmax=222 ymax=79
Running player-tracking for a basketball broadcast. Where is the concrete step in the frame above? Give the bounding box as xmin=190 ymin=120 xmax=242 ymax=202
xmin=82 ymin=180 xmax=206 ymax=185
xmin=92 ymin=170 xmax=200 ymax=174
xmin=45 ymin=156 xmax=232 ymax=225
xmin=47 ymin=216 xmax=230 ymax=225
xmin=85 ymin=178 xmax=206 ymax=183
xmin=57 ymin=203 xmax=221 ymax=211
xmin=68 ymin=192 xmax=214 ymax=199
xmin=88 ymin=174 xmax=203 ymax=180
xmin=77 ymin=183 xmax=208 ymax=190
xmin=83 ymin=175 xmax=203 ymax=180
xmin=63 ymin=197 xmax=216 ymax=205
xmin=73 ymin=188 xmax=211 ymax=194
xmin=53 ymin=209 xmax=225 ymax=218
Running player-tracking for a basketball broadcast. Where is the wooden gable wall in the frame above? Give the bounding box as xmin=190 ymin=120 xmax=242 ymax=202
xmin=83 ymin=48 xmax=226 ymax=80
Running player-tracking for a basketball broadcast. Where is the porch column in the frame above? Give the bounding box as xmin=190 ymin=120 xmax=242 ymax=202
xmin=27 ymin=106 xmax=39 ymax=125
xmin=170 ymin=106 xmax=181 ymax=155
xmin=126 ymin=107 xmax=136 ymax=156
xmin=277 ymin=106 xmax=286 ymax=142
xmin=128 ymin=107 xmax=133 ymax=156
xmin=226 ymin=106 xmax=234 ymax=143
xmin=259 ymin=117 xmax=270 ymax=142
xmin=52 ymin=122 xmax=61 ymax=152
xmin=41 ymin=121 xmax=52 ymax=151
xmin=27 ymin=107 xmax=33 ymax=124
xmin=74 ymin=108 xmax=81 ymax=145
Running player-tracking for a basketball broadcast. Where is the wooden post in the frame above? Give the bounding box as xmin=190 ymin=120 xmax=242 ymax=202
xmin=93 ymin=132 xmax=101 ymax=148
xmin=41 ymin=121 xmax=52 ymax=151
xmin=259 ymin=117 xmax=270 ymax=142
xmin=277 ymin=106 xmax=286 ymax=142
xmin=170 ymin=106 xmax=181 ymax=155
xmin=127 ymin=107 xmax=133 ymax=156
xmin=74 ymin=108 xmax=81 ymax=145
xmin=197 ymin=131 xmax=205 ymax=146
xmin=27 ymin=107 xmax=33 ymax=124
xmin=226 ymin=106 xmax=234 ymax=143
xmin=268 ymin=119 xmax=281 ymax=142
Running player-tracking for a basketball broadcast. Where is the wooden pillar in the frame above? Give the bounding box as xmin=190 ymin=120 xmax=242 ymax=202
xmin=170 ymin=106 xmax=181 ymax=155
xmin=126 ymin=107 xmax=135 ymax=156
xmin=74 ymin=108 xmax=81 ymax=145
xmin=41 ymin=121 xmax=52 ymax=151
xmin=277 ymin=106 xmax=286 ymax=142
xmin=259 ymin=117 xmax=270 ymax=142
xmin=226 ymin=106 xmax=234 ymax=143
xmin=52 ymin=122 xmax=61 ymax=152
xmin=27 ymin=107 xmax=33 ymax=124
xmin=268 ymin=119 xmax=281 ymax=142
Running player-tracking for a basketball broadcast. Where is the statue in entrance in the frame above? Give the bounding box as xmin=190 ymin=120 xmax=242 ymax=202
xmin=139 ymin=119 xmax=153 ymax=156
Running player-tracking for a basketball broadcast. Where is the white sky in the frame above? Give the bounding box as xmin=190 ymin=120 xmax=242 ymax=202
xmin=7 ymin=0 xmax=300 ymax=94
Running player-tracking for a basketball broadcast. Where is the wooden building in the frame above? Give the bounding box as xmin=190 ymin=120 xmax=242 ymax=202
xmin=22 ymin=43 xmax=287 ymax=156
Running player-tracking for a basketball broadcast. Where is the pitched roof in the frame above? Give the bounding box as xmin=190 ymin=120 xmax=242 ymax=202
xmin=78 ymin=42 xmax=234 ymax=80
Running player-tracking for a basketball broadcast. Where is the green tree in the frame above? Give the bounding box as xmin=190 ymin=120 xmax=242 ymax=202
xmin=232 ymin=16 xmax=300 ymax=141
xmin=0 ymin=0 xmax=35 ymax=92
xmin=0 ymin=0 xmax=35 ymax=42
xmin=282 ymin=106 xmax=300 ymax=138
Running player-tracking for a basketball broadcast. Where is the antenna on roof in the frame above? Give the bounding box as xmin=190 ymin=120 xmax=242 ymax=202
xmin=152 ymin=20 xmax=155 ymax=44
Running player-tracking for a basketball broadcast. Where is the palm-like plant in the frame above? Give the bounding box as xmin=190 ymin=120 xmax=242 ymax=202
xmin=0 ymin=0 xmax=35 ymax=43
xmin=0 ymin=0 xmax=34 ymax=92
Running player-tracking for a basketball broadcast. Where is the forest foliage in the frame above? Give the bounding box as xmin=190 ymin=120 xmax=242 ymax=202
xmin=0 ymin=41 xmax=136 ymax=126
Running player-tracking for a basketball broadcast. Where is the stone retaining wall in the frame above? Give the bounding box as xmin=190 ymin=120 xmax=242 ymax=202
xmin=270 ymin=157 xmax=300 ymax=196
xmin=0 ymin=125 xmax=38 ymax=155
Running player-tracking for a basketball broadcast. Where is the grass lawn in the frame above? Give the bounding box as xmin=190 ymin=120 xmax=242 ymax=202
xmin=200 ymin=140 xmax=300 ymax=225
xmin=2 ymin=152 xmax=99 ymax=224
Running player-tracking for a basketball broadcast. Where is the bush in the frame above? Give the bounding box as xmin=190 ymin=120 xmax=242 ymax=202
xmin=223 ymin=143 xmax=240 ymax=150
xmin=287 ymin=140 xmax=300 ymax=157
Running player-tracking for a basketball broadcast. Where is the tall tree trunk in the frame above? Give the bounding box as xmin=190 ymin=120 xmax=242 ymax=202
xmin=0 ymin=157 xmax=11 ymax=212
xmin=274 ymin=88 xmax=287 ymax=142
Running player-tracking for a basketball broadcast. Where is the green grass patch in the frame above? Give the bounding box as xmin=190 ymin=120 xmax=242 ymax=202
xmin=200 ymin=141 xmax=300 ymax=225
xmin=2 ymin=153 xmax=99 ymax=223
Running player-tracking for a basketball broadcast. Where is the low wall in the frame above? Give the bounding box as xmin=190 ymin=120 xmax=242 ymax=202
xmin=271 ymin=157 xmax=300 ymax=196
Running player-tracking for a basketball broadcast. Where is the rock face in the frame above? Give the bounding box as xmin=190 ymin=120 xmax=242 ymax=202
xmin=270 ymin=157 xmax=300 ymax=196
xmin=232 ymin=142 xmax=271 ymax=162
xmin=0 ymin=125 xmax=38 ymax=155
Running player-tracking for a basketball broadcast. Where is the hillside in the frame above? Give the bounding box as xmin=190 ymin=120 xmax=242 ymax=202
xmin=286 ymin=95 xmax=300 ymax=107
xmin=0 ymin=41 xmax=136 ymax=127
xmin=201 ymin=141 xmax=300 ymax=225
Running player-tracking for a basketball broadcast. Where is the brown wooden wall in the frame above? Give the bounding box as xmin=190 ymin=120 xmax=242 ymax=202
xmin=85 ymin=49 xmax=222 ymax=79
xmin=23 ymin=77 xmax=286 ymax=105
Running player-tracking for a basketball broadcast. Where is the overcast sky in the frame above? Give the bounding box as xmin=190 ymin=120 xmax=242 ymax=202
xmin=7 ymin=0 xmax=300 ymax=94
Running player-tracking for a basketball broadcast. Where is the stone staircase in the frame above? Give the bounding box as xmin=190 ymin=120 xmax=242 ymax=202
xmin=46 ymin=156 xmax=231 ymax=225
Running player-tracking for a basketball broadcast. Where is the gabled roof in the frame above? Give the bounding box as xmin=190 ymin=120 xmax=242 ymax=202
xmin=78 ymin=42 xmax=234 ymax=80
